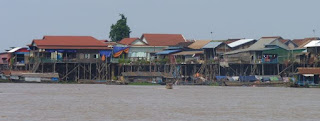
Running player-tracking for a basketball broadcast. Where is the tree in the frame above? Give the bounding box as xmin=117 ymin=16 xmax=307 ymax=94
xmin=109 ymin=14 xmax=131 ymax=42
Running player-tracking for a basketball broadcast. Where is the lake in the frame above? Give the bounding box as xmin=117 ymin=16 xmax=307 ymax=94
xmin=0 ymin=84 xmax=319 ymax=121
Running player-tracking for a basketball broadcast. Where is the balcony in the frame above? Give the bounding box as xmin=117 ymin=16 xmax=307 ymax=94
xmin=261 ymin=58 xmax=278 ymax=64
xmin=29 ymin=58 xmax=104 ymax=64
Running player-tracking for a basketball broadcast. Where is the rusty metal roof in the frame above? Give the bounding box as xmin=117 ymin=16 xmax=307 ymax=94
xmin=297 ymin=67 xmax=320 ymax=74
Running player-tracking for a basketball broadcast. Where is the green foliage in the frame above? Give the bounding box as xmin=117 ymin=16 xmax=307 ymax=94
xmin=118 ymin=54 xmax=131 ymax=64
xmin=109 ymin=14 xmax=131 ymax=42
xmin=112 ymin=76 xmax=118 ymax=81
xmin=176 ymin=58 xmax=183 ymax=64
xmin=210 ymin=82 xmax=220 ymax=86
xmin=159 ymin=57 xmax=169 ymax=64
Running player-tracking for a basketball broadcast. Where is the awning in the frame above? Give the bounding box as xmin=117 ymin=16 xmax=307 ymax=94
xmin=303 ymin=74 xmax=314 ymax=77
xmin=173 ymin=51 xmax=203 ymax=56
xmin=156 ymin=50 xmax=181 ymax=55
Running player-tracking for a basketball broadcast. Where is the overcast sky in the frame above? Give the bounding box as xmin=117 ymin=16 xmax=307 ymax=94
xmin=1 ymin=0 xmax=320 ymax=51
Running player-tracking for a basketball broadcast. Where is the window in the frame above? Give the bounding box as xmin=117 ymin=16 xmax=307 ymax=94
xmin=84 ymin=54 xmax=91 ymax=59
xmin=94 ymin=54 xmax=99 ymax=59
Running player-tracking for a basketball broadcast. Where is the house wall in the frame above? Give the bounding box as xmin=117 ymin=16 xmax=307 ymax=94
xmin=262 ymin=48 xmax=290 ymax=64
xmin=287 ymin=42 xmax=296 ymax=49
xmin=216 ymin=44 xmax=232 ymax=54
xmin=131 ymin=40 xmax=145 ymax=45
xmin=128 ymin=46 xmax=166 ymax=61
xmin=224 ymin=52 xmax=253 ymax=64
xmin=0 ymin=53 xmax=10 ymax=64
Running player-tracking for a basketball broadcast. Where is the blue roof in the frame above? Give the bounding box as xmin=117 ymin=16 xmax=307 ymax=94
xmin=156 ymin=50 xmax=181 ymax=55
xmin=202 ymin=42 xmax=222 ymax=49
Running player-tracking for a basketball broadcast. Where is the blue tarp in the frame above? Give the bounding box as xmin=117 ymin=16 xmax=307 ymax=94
xmin=156 ymin=50 xmax=181 ymax=55
xmin=113 ymin=46 xmax=129 ymax=53
xmin=239 ymin=76 xmax=257 ymax=82
xmin=216 ymin=76 xmax=227 ymax=80
xmin=99 ymin=50 xmax=112 ymax=57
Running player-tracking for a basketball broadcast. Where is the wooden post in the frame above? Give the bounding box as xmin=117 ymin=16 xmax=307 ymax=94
xmin=78 ymin=64 xmax=80 ymax=82
xmin=262 ymin=64 xmax=264 ymax=75
xmin=53 ymin=63 xmax=56 ymax=73
xmin=66 ymin=63 xmax=68 ymax=81
xmin=84 ymin=64 xmax=86 ymax=79
xmin=276 ymin=64 xmax=279 ymax=75
xmin=89 ymin=63 xmax=92 ymax=80
xmin=41 ymin=62 xmax=43 ymax=73
xmin=218 ymin=64 xmax=221 ymax=76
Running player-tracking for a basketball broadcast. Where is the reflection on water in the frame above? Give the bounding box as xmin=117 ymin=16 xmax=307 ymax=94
xmin=0 ymin=84 xmax=319 ymax=121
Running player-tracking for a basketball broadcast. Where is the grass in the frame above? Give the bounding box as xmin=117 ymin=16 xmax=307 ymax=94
xmin=209 ymin=82 xmax=220 ymax=86
xmin=128 ymin=82 xmax=160 ymax=86
xmin=0 ymin=79 xmax=11 ymax=83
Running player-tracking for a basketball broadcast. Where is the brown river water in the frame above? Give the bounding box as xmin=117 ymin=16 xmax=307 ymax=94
xmin=0 ymin=84 xmax=319 ymax=121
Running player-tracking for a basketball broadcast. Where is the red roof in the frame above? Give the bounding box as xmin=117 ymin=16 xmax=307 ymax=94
xmin=142 ymin=34 xmax=186 ymax=46
xmin=119 ymin=38 xmax=140 ymax=45
xmin=292 ymin=37 xmax=319 ymax=48
xmin=31 ymin=36 xmax=110 ymax=50
xmin=279 ymin=39 xmax=289 ymax=44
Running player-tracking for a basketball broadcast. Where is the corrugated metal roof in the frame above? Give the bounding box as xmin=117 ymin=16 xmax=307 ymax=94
xmin=304 ymin=40 xmax=320 ymax=47
xmin=202 ymin=42 xmax=222 ymax=49
xmin=8 ymin=47 xmax=23 ymax=53
xmin=188 ymin=40 xmax=211 ymax=49
xmin=225 ymin=37 xmax=289 ymax=55
xmin=247 ymin=38 xmax=277 ymax=50
xmin=173 ymin=51 xmax=203 ymax=55
xmin=228 ymin=39 xmax=255 ymax=48
xmin=156 ymin=50 xmax=181 ymax=55
xmin=298 ymin=67 xmax=320 ymax=74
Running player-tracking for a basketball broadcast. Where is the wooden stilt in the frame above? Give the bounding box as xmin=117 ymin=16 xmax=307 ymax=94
xmin=89 ymin=63 xmax=92 ymax=80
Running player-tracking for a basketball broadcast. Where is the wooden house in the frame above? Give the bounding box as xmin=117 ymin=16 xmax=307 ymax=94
xmin=224 ymin=36 xmax=291 ymax=64
xmin=27 ymin=36 xmax=111 ymax=81
xmin=202 ymin=42 xmax=231 ymax=61
xmin=118 ymin=34 xmax=186 ymax=62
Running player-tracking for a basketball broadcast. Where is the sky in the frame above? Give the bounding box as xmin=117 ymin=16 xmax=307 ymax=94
xmin=0 ymin=0 xmax=320 ymax=51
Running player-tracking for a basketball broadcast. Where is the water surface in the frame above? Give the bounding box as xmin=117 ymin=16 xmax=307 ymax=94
xmin=0 ymin=84 xmax=319 ymax=121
